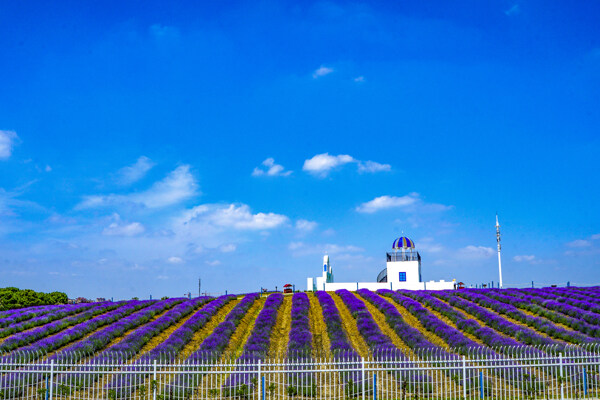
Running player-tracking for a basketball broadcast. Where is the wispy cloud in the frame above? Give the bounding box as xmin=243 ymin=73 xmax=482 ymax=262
xmin=116 ymin=156 xmax=155 ymax=185
xmin=354 ymin=76 xmax=365 ymax=83
xmin=78 ymin=165 xmax=198 ymax=210
xmin=313 ymin=66 xmax=333 ymax=78
xmin=178 ymin=203 xmax=288 ymax=231
xmin=567 ymin=239 xmax=591 ymax=248
xmin=356 ymin=193 xmax=450 ymax=214
xmin=514 ymin=255 xmax=536 ymax=262
xmin=303 ymin=153 xmax=390 ymax=177
xmin=252 ymin=158 xmax=292 ymax=177
xmin=295 ymin=219 xmax=318 ymax=233
xmin=356 ymin=194 xmax=418 ymax=213
xmin=357 ymin=160 xmax=391 ymax=173
xmin=103 ymin=221 xmax=145 ymax=236
xmin=288 ymin=241 xmax=363 ymax=256
xmin=0 ymin=130 xmax=18 ymax=160
xmin=458 ymin=245 xmax=495 ymax=259
xmin=504 ymin=4 xmax=520 ymax=16
xmin=167 ymin=256 xmax=183 ymax=264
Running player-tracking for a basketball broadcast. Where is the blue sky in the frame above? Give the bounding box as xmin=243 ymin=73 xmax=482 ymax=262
xmin=1 ymin=1 xmax=599 ymax=299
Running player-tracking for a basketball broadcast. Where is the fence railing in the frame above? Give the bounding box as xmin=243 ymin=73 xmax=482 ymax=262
xmin=1 ymin=344 xmax=599 ymax=399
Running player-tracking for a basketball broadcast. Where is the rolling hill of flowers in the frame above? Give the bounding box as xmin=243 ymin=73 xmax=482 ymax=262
xmin=1 ymin=286 xmax=599 ymax=365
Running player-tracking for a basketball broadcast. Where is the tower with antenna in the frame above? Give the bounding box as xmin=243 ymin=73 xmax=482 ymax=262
xmin=496 ymin=214 xmax=503 ymax=288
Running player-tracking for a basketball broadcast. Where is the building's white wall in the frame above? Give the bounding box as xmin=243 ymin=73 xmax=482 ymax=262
xmin=391 ymin=281 xmax=426 ymax=290
xmin=357 ymin=282 xmax=392 ymax=291
xmin=323 ymin=282 xmax=358 ymax=291
xmin=314 ymin=281 xmax=447 ymax=292
xmin=386 ymin=260 xmax=420 ymax=283
xmin=307 ymin=278 xmax=314 ymax=292
xmin=424 ymin=280 xmax=455 ymax=290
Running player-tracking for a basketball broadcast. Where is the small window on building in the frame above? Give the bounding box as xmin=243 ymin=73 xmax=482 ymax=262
xmin=399 ymin=272 xmax=407 ymax=282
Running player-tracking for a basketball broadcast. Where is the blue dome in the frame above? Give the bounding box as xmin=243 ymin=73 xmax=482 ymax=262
xmin=392 ymin=237 xmax=415 ymax=250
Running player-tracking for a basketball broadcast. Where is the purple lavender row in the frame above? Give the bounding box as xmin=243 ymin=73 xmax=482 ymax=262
xmin=314 ymin=292 xmax=361 ymax=385
xmin=481 ymin=289 xmax=600 ymax=340
xmin=540 ymin=287 xmax=600 ymax=303
xmin=164 ymin=293 xmax=272 ymax=397
xmin=62 ymin=297 xmax=212 ymax=387
xmin=0 ymin=303 xmax=65 ymax=320
xmin=3 ymin=299 xmax=186 ymax=395
xmin=189 ymin=293 xmax=260 ymax=361
xmin=314 ymin=291 xmax=359 ymax=356
xmin=378 ymin=289 xmax=480 ymax=352
xmin=0 ymin=304 xmax=72 ymax=328
xmin=521 ymin=288 xmax=600 ymax=324
xmin=571 ymin=286 xmax=600 ymax=299
xmin=336 ymin=290 xmax=434 ymax=391
xmin=436 ymin=291 xmax=556 ymax=346
xmin=106 ymin=297 xmax=212 ymax=355
xmin=336 ymin=289 xmax=396 ymax=352
xmin=0 ymin=300 xmax=157 ymax=392
xmin=0 ymin=301 xmax=121 ymax=352
xmin=0 ymin=303 xmax=96 ymax=339
xmin=502 ymin=289 xmax=600 ymax=335
xmin=449 ymin=290 xmax=593 ymax=345
xmin=47 ymin=298 xmax=184 ymax=357
xmin=287 ymin=293 xmax=312 ymax=355
xmin=16 ymin=300 xmax=154 ymax=355
xmin=222 ymin=293 xmax=283 ymax=391
xmin=401 ymin=290 xmax=522 ymax=348
xmin=357 ymin=289 xmax=438 ymax=352
xmin=107 ymin=295 xmax=235 ymax=397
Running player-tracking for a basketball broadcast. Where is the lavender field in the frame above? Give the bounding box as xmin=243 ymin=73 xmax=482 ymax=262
xmin=2 ymin=287 xmax=600 ymax=398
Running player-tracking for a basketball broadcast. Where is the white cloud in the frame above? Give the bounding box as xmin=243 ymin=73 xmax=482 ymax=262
xmin=220 ymin=244 xmax=236 ymax=253
xmin=303 ymin=153 xmax=391 ymax=177
xmin=102 ymin=221 xmax=145 ymax=236
xmin=357 ymin=160 xmax=391 ymax=173
xmin=354 ymin=76 xmax=365 ymax=83
xmin=357 ymin=193 xmax=451 ymax=214
xmin=591 ymin=234 xmax=600 ymax=240
xmin=514 ymin=255 xmax=536 ymax=262
xmin=303 ymin=153 xmax=355 ymax=177
xmin=179 ymin=203 xmax=288 ymax=231
xmin=288 ymin=241 xmax=363 ymax=256
xmin=459 ymin=245 xmax=495 ymax=259
xmin=356 ymin=193 xmax=419 ymax=213
xmin=313 ymin=66 xmax=333 ymax=78
xmin=252 ymin=158 xmax=292 ymax=177
xmin=205 ymin=260 xmax=221 ymax=266
xmin=0 ymin=130 xmax=18 ymax=160
xmin=78 ymin=165 xmax=198 ymax=209
xmin=116 ymin=156 xmax=155 ymax=185
xmin=45 ymin=165 xmax=52 ymax=172
xmin=167 ymin=256 xmax=183 ymax=264
xmin=567 ymin=239 xmax=591 ymax=248
xmin=295 ymin=219 xmax=318 ymax=232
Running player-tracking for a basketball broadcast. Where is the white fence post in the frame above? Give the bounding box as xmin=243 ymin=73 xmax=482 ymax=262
xmin=362 ymin=357 xmax=366 ymax=400
xmin=48 ymin=359 xmax=54 ymax=400
xmin=462 ymin=355 xmax=467 ymax=400
xmin=153 ymin=359 xmax=157 ymax=400
xmin=559 ymin=352 xmax=564 ymax=400
xmin=258 ymin=359 xmax=262 ymax=400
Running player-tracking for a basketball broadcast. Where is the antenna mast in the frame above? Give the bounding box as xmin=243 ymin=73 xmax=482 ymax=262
xmin=496 ymin=214 xmax=503 ymax=288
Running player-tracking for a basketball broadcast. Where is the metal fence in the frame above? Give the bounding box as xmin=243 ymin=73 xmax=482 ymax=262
xmin=1 ymin=344 xmax=599 ymax=399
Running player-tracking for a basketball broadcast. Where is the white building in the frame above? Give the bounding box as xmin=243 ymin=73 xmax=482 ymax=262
xmin=306 ymin=236 xmax=455 ymax=292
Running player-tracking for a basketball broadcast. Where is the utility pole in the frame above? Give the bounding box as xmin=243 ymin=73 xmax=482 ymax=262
xmin=198 ymin=278 xmax=201 ymax=297
xmin=496 ymin=214 xmax=503 ymax=288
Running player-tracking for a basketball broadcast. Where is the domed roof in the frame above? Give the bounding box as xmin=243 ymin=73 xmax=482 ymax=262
xmin=392 ymin=237 xmax=415 ymax=250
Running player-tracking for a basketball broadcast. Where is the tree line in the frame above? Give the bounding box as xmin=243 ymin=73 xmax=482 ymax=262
xmin=0 ymin=287 xmax=68 ymax=311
